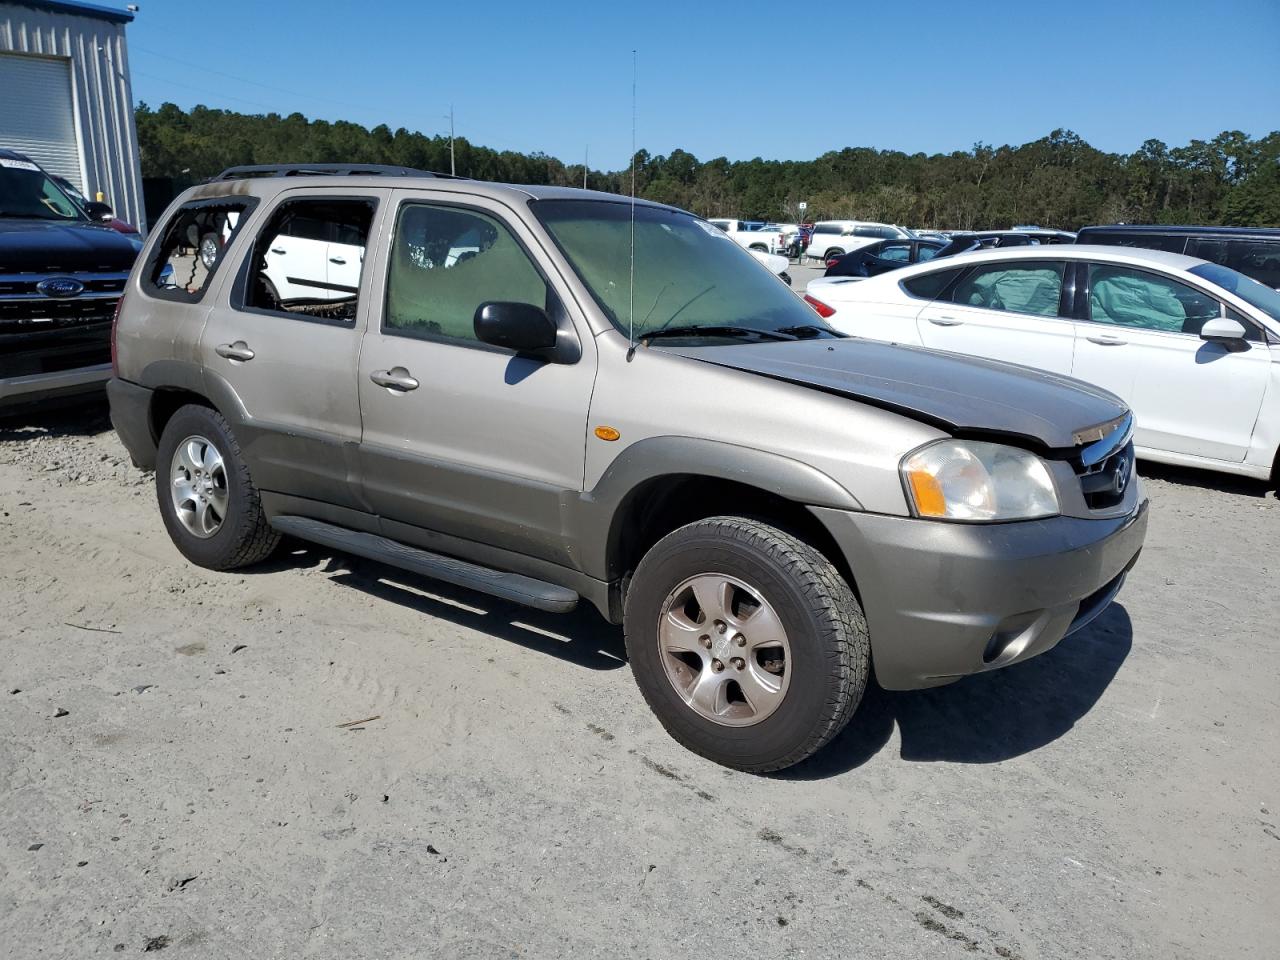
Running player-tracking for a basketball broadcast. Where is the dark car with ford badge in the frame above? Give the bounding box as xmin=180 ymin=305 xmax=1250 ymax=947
xmin=0 ymin=148 xmax=141 ymax=411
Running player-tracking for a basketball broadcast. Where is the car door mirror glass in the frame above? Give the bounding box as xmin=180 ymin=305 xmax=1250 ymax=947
xmin=474 ymin=301 xmax=559 ymax=355
xmin=84 ymin=200 xmax=114 ymax=221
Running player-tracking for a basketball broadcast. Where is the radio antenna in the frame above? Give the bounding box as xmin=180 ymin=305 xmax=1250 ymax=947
xmin=627 ymin=49 xmax=637 ymax=358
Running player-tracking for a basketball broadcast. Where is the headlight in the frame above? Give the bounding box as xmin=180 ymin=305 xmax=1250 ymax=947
xmin=901 ymin=439 xmax=1059 ymax=521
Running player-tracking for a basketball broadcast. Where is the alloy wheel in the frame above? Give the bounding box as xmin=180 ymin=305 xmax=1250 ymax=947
xmin=657 ymin=573 xmax=792 ymax=726
xmin=169 ymin=434 xmax=229 ymax=539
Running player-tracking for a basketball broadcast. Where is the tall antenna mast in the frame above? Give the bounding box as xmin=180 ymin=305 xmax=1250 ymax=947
xmin=628 ymin=49 xmax=636 ymax=354
xmin=448 ymin=105 xmax=456 ymax=176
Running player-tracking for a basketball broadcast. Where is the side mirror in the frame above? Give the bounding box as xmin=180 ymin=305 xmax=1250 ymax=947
xmin=474 ymin=301 xmax=559 ymax=355
xmin=84 ymin=200 xmax=114 ymax=222
xmin=1200 ymin=317 xmax=1248 ymax=347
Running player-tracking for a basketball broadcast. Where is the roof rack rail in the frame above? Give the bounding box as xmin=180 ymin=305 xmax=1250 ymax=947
xmin=212 ymin=163 xmax=456 ymax=181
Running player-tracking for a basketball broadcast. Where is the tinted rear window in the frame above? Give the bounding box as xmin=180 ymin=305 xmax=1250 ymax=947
xmin=1079 ymin=230 xmax=1188 ymax=254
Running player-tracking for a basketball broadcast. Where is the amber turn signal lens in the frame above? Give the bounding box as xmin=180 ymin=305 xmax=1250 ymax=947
xmin=594 ymin=426 xmax=620 ymax=441
xmin=905 ymin=469 xmax=947 ymax=518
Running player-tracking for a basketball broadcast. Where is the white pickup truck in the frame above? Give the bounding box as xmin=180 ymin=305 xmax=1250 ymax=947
xmin=707 ymin=218 xmax=787 ymax=255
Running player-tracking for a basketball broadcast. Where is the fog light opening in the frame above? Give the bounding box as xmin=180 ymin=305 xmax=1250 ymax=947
xmin=982 ymin=611 xmax=1043 ymax=665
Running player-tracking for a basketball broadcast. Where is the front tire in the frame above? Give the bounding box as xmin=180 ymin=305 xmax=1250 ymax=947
xmin=155 ymin=405 xmax=280 ymax=570
xmin=624 ymin=517 xmax=869 ymax=773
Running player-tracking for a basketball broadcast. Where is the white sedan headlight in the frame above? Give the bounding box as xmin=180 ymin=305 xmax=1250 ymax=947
xmin=901 ymin=439 xmax=1059 ymax=522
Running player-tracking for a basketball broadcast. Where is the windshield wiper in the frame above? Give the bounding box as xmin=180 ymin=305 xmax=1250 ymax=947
xmin=642 ymin=325 xmax=797 ymax=343
xmin=775 ymin=323 xmax=847 ymax=339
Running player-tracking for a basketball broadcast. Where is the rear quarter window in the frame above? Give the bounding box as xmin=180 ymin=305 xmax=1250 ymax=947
xmin=143 ymin=197 xmax=258 ymax=303
xmin=901 ymin=267 xmax=965 ymax=300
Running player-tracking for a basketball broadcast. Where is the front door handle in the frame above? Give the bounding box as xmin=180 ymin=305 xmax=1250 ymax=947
xmin=370 ymin=367 xmax=419 ymax=392
xmin=927 ymin=316 xmax=964 ymax=326
xmin=1086 ymin=335 xmax=1127 ymax=346
xmin=328 ymin=256 xmax=347 ymax=265
xmin=215 ymin=340 xmax=255 ymax=362
xmin=270 ymin=247 xmax=286 ymax=255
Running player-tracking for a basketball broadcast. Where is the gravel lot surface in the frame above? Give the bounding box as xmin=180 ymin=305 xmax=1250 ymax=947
xmin=1 ymin=392 xmax=1277 ymax=960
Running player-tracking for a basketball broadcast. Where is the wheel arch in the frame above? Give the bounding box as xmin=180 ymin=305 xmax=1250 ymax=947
xmin=576 ymin=437 xmax=863 ymax=614
xmin=137 ymin=362 xmax=249 ymax=457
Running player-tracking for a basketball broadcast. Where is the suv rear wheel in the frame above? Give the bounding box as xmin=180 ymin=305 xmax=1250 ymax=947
xmin=155 ymin=404 xmax=279 ymax=570
xmin=624 ymin=517 xmax=869 ymax=773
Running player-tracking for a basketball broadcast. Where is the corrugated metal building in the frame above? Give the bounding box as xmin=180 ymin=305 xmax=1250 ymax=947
xmin=0 ymin=1 xmax=144 ymax=231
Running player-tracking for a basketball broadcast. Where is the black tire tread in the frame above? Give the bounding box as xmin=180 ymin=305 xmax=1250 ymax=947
xmin=156 ymin=405 xmax=279 ymax=570
xmin=626 ymin=516 xmax=869 ymax=773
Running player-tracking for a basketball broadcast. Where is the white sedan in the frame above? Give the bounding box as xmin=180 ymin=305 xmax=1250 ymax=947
xmin=804 ymin=245 xmax=1280 ymax=481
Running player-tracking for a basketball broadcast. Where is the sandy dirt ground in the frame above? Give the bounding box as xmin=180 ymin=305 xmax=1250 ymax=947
xmin=1 ymin=393 xmax=1277 ymax=960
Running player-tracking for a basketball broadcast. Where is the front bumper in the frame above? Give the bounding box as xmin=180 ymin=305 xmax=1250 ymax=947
xmin=813 ymin=499 xmax=1149 ymax=690
xmin=0 ymin=362 xmax=111 ymax=409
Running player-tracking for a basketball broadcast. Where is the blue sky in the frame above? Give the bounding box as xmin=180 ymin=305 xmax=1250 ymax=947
xmin=125 ymin=0 xmax=1280 ymax=169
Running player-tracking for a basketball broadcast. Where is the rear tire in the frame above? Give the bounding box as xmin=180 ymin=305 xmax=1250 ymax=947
xmin=624 ymin=517 xmax=869 ymax=773
xmin=155 ymin=404 xmax=279 ymax=571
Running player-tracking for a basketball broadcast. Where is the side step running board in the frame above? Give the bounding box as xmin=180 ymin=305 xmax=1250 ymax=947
xmin=270 ymin=515 xmax=579 ymax=613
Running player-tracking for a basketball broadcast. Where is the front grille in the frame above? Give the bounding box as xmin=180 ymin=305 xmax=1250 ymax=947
xmin=1074 ymin=440 xmax=1135 ymax=510
xmin=0 ymin=320 xmax=111 ymax=376
xmin=0 ymin=296 xmax=119 ymax=335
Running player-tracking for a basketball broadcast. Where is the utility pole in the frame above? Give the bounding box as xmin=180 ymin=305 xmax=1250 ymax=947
xmin=446 ymin=105 xmax=455 ymax=176
xmin=583 ymin=145 xmax=588 ymax=189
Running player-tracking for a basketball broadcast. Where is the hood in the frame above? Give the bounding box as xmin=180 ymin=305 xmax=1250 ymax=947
xmin=749 ymin=249 xmax=789 ymax=276
xmin=0 ymin=217 xmax=141 ymax=272
xmin=665 ymin=338 xmax=1127 ymax=451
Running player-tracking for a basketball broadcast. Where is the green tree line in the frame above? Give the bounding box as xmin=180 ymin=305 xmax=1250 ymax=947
xmin=136 ymin=102 xmax=1280 ymax=229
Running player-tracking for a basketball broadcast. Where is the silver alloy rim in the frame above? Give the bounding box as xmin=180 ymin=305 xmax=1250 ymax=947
xmin=169 ymin=434 xmax=229 ymax=539
xmin=200 ymin=237 xmax=219 ymax=268
xmin=657 ymin=573 xmax=792 ymax=727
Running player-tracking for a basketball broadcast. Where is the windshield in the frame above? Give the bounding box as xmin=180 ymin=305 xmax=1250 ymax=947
xmin=532 ymin=200 xmax=837 ymax=342
xmin=0 ymin=159 xmax=84 ymax=221
xmin=1190 ymin=261 xmax=1280 ymax=325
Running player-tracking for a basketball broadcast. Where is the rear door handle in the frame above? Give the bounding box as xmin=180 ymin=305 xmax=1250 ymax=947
xmin=1086 ymin=335 xmax=1127 ymax=346
xmin=270 ymin=247 xmax=286 ymax=255
xmin=215 ymin=340 xmax=255 ymax=362
xmin=927 ymin=316 xmax=964 ymax=326
xmin=370 ymin=367 xmax=419 ymax=392
xmin=328 ymin=256 xmax=347 ymax=265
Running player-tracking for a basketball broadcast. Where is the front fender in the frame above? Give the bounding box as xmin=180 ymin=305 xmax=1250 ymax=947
xmin=569 ymin=435 xmax=863 ymax=581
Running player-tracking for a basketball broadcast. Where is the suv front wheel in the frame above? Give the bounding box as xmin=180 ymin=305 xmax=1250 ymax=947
xmin=155 ymin=404 xmax=280 ymax=570
xmin=624 ymin=517 xmax=869 ymax=773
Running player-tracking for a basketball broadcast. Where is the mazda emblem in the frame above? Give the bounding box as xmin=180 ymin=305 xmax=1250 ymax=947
xmin=1113 ymin=456 xmax=1130 ymax=496
xmin=36 ymin=277 xmax=85 ymax=299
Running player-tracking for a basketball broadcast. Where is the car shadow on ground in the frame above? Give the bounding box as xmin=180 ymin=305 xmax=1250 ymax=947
xmin=779 ymin=603 xmax=1134 ymax=779
xmin=253 ymin=542 xmax=1133 ymax=775
xmin=0 ymin=395 xmax=111 ymax=439
xmin=255 ymin=542 xmax=628 ymax=671
xmin=1138 ymin=460 xmax=1275 ymax=498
